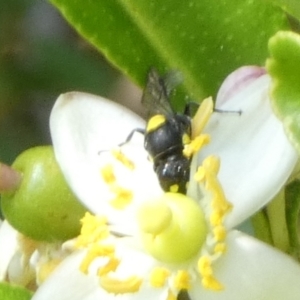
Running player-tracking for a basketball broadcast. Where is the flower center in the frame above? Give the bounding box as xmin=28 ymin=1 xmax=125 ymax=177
xmin=137 ymin=192 xmax=208 ymax=263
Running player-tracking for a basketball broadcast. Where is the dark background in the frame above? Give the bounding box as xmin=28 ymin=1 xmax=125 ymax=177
xmin=0 ymin=0 xmax=144 ymax=164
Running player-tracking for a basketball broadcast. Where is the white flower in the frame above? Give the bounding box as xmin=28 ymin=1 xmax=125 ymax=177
xmin=31 ymin=66 xmax=300 ymax=299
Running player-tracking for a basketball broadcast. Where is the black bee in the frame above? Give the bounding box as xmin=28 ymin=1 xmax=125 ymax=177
xmin=123 ymin=68 xmax=192 ymax=194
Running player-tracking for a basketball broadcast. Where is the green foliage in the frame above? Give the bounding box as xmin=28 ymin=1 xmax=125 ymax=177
xmin=266 ymin=31 xmax=300 ymax=153
xmin=265 ymin=0 xmax=300 ymax=21
xmin=50 ymin=0 xmax=288 ymax=109
xmin=0 ymin=282 xmax=32 ymax=300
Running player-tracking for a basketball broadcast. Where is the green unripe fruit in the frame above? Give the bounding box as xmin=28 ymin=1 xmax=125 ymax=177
xmin=1 ymin=146 xmax=87 ymax=242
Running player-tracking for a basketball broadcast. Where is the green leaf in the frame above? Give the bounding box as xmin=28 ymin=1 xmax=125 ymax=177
xmin=265 ymin=0 xmax=300 ymax=21
xmin=266 ymin=31 xmax=300 ymax=153
xmin=0 ymin=282 xmax=32 ymax=300
xmin=50 ymin=0 xmax=288 ymax=109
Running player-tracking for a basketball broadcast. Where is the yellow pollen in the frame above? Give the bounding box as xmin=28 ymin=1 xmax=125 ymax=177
xmin=146 ymin=114 xmax=166 ymax=132
xmin=194 ymin=166 xmax=206 ymax=183
xmin=203 ymin=155 xmax=220 ymax=175
xmin=183 ymin=134 xmax=210 ymax=158
xmin=99 ymin=275 xmax=142 ymax=294
xmin=174 ymin=270 xmax=191 ymax=290
xmin=210 ymin=211 xmax=223 ymax=227
xmin=197 ymin=256 xmax=223 ymax=291
xmin=213 ymin=225 xmax=227 ymax=242
xmin=198 ymin=256 xmax=213 ymax=277
xmin=109 ymin=186 xmax=133 ymax=209
xmin=111 ymin=149 xmax=135 ymax=170
xmin=149 ymin=267 xmax=170 ymax=287
xmin=182 ymin=133 xmax=191 ymax=145
xmin=193 ymin=155 xmax=232 ymax=291
xmin=202 ymin=276 xmax=224 ymax=291
xmin=37 ymin=258 xmax=62 ymax=284
xmin=76 ymin=213 xmax=109 ymax=248
xmin=214 ymin=243 xmax=227 ymax=254
xmin=101 ymin=164 xmax=116 ymax=184
xmin=169 ymin=184 xmax=179 ymax=193
xmin=138 ymin=200 xmax=172 ymax=235
xmin=79 ymin=244 xmax=115 ymax=274
xmin=97 ymin=256 xmax=120 ymax=276
xmin=191 ymin=97 xmax=214 ymax=138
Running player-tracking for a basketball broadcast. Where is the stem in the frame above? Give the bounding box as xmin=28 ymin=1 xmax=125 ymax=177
xmin=0 ymin=163 xmax=22 ymax=193
xmin=285 ymin=180 xmax=300 ymax=260
xmin=266 ymin=189 xmax=290 ymax=253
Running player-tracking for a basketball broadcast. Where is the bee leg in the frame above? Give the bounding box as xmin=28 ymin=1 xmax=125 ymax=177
xmin=184 ymin=101 xmax=242 ymax=116
xmin=213 ymin=108 xmax=242 ymax=115
xmin=118 ymin=128 xmax=145 ymax=147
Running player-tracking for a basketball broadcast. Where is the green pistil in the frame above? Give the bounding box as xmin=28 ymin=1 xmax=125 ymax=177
xmin=137 ymin=193 xmax=208 ymax=263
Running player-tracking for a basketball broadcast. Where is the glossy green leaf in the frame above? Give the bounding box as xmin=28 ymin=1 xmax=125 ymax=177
xmin=265 ymin=0 xmax=300 ymax=21
xmin=0 ymin=282 xmax=32 ymax=300
xmin=50 ymin=0 xmax=288 ymax=109
xmin=266 ymin=31 xmax=300 ymax=153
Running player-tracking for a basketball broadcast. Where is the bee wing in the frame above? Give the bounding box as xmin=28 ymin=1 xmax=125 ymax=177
xmin=141 ymin=68 xmax=182 ymax=118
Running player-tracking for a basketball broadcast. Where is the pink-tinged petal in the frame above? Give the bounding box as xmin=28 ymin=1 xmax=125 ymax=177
xmin=216 ymin=66 xmax=266 ymax=106
xmin=196 ymin=73 xmax=297 ymax=228
xmin=190 ymin=230 xmax=300 ymax=300
xmin=0 ymin=220 xmax=19 ymax=280
xmin=50 ymin=92 xmax=162 ymax=234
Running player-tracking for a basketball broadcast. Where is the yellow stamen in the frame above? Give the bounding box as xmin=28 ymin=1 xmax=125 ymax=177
xmin=146 ymin=114 xmax=166 ymax=132
xmin=213 ymin=225 xmax=227 ymax=242
xmin=101 ymin=164 xmax=116 ymax=184
xmin=109 ymin=186 xmax=133 ymax=209
xmin=76 ymin=213 xmax=109 ymax=248
xmin=203 ymin=155 xmax=220 ymax=175
xmin=194 ymin=155 xmax=233 ymax=291
xmin=111 ymin=149 xmax=135 ymax=170
xmin=100 ymin=275 xmax=142 ymax=294
xmin=202 ymin=276 xmax=224 ymax=291
xmin=194 ymin=166 xmax=206 ymax=183
xmin=191 ymin=97 xmax=214 ymax=138
xmin=209 ymin=211 xmax=223 ymax=227
xmin=149 ymin=267 xmax=170 ymax=287
xmin=173 ymin=270 xmax=191 ymax=290
xmin=80 ymin=244 xmax=115 ymax=274
xmin=214 ymin=243 xmax=227 ymax=254
xmin=197 ymin=256 xmax=223 ymax=291
xmin=183 ymin=134 xmax=210 ymax=158
xmin=198 ymin=256 xmax=213 ymax=277
xmin=97 ymin=256 xmax=120 ymax=276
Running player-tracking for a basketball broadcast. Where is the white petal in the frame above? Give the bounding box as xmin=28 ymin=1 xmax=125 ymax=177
xmin=32 ymin=250 xmax=103 ymax=300
xmin=50 ymin=92 xmax=162 ymax=234
xmin=196 ymin=72 xmax=297 ymax=228
xmin=33 ymin=240 xmax=167 ymax=300
xmin=190 ymin=230 xmax=300 ymax=300
xmin=0 ymin=220 xmax=19 ymax=280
